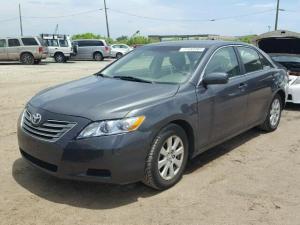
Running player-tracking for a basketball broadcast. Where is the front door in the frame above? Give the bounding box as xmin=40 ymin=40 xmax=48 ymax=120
xmin=0 ymin=39 xmax=7 ymax=60
xmin=201 ymin=46 xmax=247 ymax=143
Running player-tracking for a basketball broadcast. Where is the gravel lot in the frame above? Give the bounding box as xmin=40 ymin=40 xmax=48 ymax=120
xmin=0 ymin=60 xmax=299 ymax=225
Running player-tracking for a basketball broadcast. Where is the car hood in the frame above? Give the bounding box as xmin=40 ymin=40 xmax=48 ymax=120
xmin=29 ymin=76 xmax=179 ymax=121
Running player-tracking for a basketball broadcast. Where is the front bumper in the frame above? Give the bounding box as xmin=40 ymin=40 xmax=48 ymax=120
xmin=17 ymin=107 xmax=151 ymax=184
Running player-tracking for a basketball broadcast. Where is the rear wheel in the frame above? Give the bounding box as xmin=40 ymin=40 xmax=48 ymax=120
xmin=54 ymin=53 xmax=65 ymax=63
xmin=20 ymin=53 xmax=34 ymax=65
xmin=259 ymin=94 xmax=282 ymax=132
xmin=143 ymin=124 xmax=188 ymax=190
xmin=94 ymin=52 xmax=103 ymax=61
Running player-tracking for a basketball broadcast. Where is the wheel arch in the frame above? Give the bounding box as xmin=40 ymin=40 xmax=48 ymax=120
xmin=276 ymin=89 xmax=286 ymax=107
xmin=54 ymin=51 xmax=65 ymax=56
xmin=20 ymin=51 xmax=34 ymax=59
xmin=93 ymin=51 xmax=103 ymax=57
xmin=170 ymin=119 xmax=195 ymax=159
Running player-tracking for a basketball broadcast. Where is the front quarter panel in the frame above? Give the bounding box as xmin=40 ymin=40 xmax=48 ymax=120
xmin=126 ymin=83 xmax=199 ymax=157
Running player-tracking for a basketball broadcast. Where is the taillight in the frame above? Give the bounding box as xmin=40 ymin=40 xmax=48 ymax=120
xmin=105 ymin=46 xmax=109 ymax=52
xmin=38 ymin=47 xmax=43 ymax=53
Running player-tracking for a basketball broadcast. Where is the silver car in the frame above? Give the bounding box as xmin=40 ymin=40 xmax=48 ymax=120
xmin=71 ymin=39 xmax=110 ymax=61
xmin=0 ymin=36 xmax=48 ymax=64
xmin=110 ymin=44 xmax=133 ymax=59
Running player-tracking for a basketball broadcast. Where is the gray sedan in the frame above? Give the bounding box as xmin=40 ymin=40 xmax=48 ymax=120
xmin=18 ymin=41 xmax=287 ymax=190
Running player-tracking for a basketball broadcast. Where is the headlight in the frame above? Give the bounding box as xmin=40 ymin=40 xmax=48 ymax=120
xmin=292 ymin=76 xmax=300 ymax=85
xmin=77 ymin=116 xmax=145 ymax=139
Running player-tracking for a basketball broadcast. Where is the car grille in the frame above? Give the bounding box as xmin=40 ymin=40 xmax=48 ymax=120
xmin=22 ymin=110 xmax=76 ymax=142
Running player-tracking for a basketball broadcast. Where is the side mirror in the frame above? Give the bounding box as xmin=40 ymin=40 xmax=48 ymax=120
xmin=202 ymin=72 xmax=229 ymax=86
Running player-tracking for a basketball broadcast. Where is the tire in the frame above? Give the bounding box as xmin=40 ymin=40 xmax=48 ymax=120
xmin=116 ymin=52 xmax=123 ymax=59
xmin=143 ymin=124 xmax=189 ymax=190
xmin=94 ymin=52 xmax=103 ymax=61
xmin=20 ymin=53 xmax=34 ymax=65
xmin=54 ymin=53 xmax=65 ymax=63
xmin=259 ymin=94 xmax=282 ymax=132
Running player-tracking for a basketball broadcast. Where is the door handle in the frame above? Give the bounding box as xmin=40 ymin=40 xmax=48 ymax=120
xmin=238 ymin=83 xmax=248 ymax=89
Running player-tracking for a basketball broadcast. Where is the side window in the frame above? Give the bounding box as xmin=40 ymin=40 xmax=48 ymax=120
xmin=21 ymin=38 xmax=38 ymax=46
xmin=0 ymin=39 xmax=6 ymax=47
xmin=8 ymin=39 xmax=21 ymax=47
xmin=238 ymin=47 xmax=263 ymax=73
xmin=59 ymin=40 xmax=68 ymax=47
xmin=205 ymin=47 xmax=240 ymax=78
xmin=259 ymin=54 xmax=273 ymax=69
xmin=93 ymin=41 xmax=104 ymax=46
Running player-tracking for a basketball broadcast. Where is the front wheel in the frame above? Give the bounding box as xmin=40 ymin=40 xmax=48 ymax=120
xmin=259 ymin=94 xmax=282 ymax=132
xmin=116 ymin=52 xmax=123 ymax=59
xmin=143 ymin=124 xmax=188 ymax=190
xmin=54 ymin=53 xmax=65 ymax=63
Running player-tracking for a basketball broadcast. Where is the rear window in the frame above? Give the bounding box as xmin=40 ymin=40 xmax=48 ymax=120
xmin=258 ymin=38 xmax=300 ymax=54
xmin=37 ymin=37 xmax=48 ymax=47
xmin=8 ymin=39 xmax=20 ymax=47
xmin=21 ymin=38 xmax=38 ymax=46
xmin=78 ymin=40 xmax=104 ymax=47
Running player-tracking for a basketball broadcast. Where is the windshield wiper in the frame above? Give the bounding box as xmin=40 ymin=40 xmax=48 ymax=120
xmin=94 ymin=72 xmax=109 ymax=77
xmin=113 ymin=76 xmax=153 ymax=83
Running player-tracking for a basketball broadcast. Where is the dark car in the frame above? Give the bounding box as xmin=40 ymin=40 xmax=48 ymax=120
xmin=18 ymin=41 xmax=287 ymax=190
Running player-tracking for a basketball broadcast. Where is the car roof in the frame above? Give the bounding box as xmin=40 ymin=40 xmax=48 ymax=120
xmin=145 ymin=40 xmax=249 ymax=49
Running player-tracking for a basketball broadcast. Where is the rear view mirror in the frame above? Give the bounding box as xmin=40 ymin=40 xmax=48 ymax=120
xmin=202 ymin=72 xmax=229 ymax=86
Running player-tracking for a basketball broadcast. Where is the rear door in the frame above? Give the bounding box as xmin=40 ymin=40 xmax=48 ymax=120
xmin=236 ymin=46 xmax=274 ymax=127
xmin=200 ymin=46 xmax=248 ymax=143
xmin=7 ymin=38 xmax=21 ymax=60
xmin=74 ymin=41 xmax=91 ymax=59
xmin=0 ymin=39 xmax=7 ymax=60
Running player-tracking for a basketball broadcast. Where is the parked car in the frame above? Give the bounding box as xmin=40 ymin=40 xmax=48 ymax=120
xmin=41 ymin=34 xmax=74 ymax=63
xmin=110 ymin=44 xmax=133 ymax=59
xmin=71 ymin=39 xmax=110 ymax=61
xmin=18 ymin=41 xmax=287 ymax=190
xmin=0 ymin=36 xmax=48 ymax=64
xmin=254 ymin=30 xmax=300 ymax=104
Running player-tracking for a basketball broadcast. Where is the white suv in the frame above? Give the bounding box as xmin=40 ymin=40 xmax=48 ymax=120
xmin=41 ymin=34 xmax=73 ymax=63
xmin=0 ymin=36 xmax=48 ymax=64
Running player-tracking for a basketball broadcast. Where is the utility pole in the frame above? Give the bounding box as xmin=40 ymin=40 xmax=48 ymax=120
xmin=103 ymin=0 xmax=110 ymax=38
xmin=275 ymin=0 xmax=280 ymax=30
xmin=19 ymin=3 xmax=23 ymax=36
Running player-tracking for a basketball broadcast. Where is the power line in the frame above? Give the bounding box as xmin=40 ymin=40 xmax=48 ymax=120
xmin=23 ymin=9 xmax=103 ymax=19
xmin=108 ymin=8 xmax=276 ymax=23
xmin=0 ymin=17 xmax=19 ymax=23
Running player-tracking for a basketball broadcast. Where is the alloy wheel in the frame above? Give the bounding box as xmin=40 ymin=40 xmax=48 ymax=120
xmin=158 ymin=135 xmax=184 ymax=181
xmin=270 ymin=98 xmax=281 ymax=127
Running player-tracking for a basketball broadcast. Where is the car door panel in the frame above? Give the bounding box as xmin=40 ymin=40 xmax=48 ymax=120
xmin=236 ymin=46 xmax=275 ymax=127
xmin=210 ymin=77 xmax=248 ymax=142
xmin=197 ymin=46 xmax=247 ymax=146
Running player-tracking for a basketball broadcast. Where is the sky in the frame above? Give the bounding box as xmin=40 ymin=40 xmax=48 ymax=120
xmin=0 ymin=0 xmax=299 ymax=38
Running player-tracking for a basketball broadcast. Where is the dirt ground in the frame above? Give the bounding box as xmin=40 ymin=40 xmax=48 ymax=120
xmin=0 ymin=60 xmax=299 ymax=225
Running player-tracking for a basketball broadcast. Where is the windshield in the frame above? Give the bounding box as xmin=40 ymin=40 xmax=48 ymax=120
xmin=101 ymin=46 xmax=206 ymax=84
xmin=271 ymin=55 xmax=300 ymax=63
